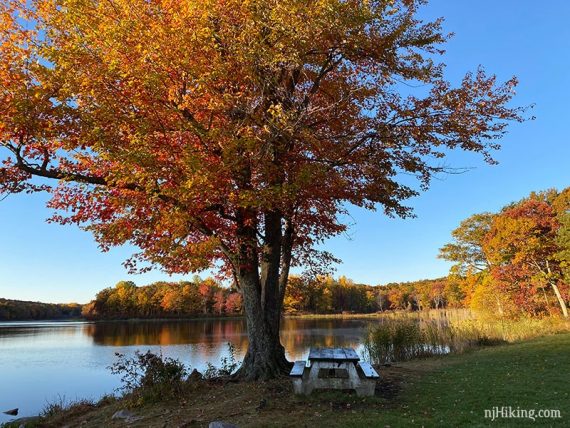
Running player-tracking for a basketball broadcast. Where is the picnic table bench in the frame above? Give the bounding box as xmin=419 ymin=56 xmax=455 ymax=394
xmin=290 ymin=347 xmax=380 ymax=396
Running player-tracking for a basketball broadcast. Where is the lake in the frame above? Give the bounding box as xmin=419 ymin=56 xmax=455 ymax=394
xmin=0 ymin=317 xmax=375 ymax=423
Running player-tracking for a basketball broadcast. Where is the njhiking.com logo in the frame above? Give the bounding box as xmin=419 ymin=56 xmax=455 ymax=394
xmin=484 ymin=406 xmax=562 ymax=422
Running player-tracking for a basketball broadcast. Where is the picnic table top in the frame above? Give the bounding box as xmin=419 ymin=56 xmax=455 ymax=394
xmin=308 ymin=347 xmax=360 ymax=362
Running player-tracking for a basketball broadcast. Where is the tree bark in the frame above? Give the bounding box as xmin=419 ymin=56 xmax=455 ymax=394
xmin=494 ymin=296 xmax=504 ymax=317
xmin=232 ymin=209 xmax=293 ymax=380
xmin=541 ymin=260 xmax=568 ymax=318
xmin=551 ymin=282 xmax=569 ymax=318
xmin=234 ymin=269 xmax=291 ymax=380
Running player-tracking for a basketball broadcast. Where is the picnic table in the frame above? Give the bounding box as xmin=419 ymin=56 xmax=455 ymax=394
xmin=290 ymin=347 xmax=379 ymax=396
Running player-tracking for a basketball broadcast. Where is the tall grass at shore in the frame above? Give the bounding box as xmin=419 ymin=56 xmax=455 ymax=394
xmin=287 ymin=308 xmax=472 ymax=321
xmin=363 ymin=314 xmax=570 ymax=364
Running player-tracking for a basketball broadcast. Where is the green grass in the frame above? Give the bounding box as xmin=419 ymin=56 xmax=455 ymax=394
xmin=340 ymin=333 xmax=570 ymax=427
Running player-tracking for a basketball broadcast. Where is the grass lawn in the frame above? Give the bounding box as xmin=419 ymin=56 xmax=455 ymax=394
xmin=346 ymin=332 xmax=570 ymax=427
xmin=13 ymin=333 xmax=570 ymax=427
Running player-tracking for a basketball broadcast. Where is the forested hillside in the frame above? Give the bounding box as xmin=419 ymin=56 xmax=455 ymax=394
xmin=0 ymin=299 xmax=82 ymax=321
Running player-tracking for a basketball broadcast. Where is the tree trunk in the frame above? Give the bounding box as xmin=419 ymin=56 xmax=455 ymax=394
xmin=232 ymin=209 xmax=294 ymax=380
xmin=234 ymin=270 xmax=292 ymax=380
xmin=541 ymin=287 xmax=553 ymax=315
xmin=495 ymin=295 xmax=504 ymax=317
xmin=237 ymin=313 xmax=291 ymax=380
xmin=551 ymin=282 xmax=569 ymax=318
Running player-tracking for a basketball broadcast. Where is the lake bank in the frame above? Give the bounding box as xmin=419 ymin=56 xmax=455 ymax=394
xmin=2 ymin=313 xmax=568 ymax=426
xmin=0 ymin=310 xmax=459 ymax=323
xmin=0 ymin=310 xmax=447 ymax=323
xmin=8 ymin=332 xmax=569 ymax=427
xmin=0 ymin=316 xmax=372 ymax=422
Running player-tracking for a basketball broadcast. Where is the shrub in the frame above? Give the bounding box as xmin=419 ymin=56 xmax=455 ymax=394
xmin=204 ymin=342 xmax=239 ymax=379
xmin=108 ymin=350 xmax=188 ymax=404
xmin=40 ymin=395 xmax=97 ymax=419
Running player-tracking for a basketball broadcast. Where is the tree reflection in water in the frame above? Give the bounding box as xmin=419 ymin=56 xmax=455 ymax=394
xmin=84 ymin=318 xmax=371 ymax=362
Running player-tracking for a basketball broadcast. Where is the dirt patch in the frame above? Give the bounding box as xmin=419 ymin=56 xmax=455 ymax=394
xmin=30 ymin=359 xmax=452 ymax=428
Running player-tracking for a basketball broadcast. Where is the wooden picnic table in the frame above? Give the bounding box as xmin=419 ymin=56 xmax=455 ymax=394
xmin=290 ymin=347 xmax=379 ymax=396
xmin=308 ymin=347 xmax=360 ymax=363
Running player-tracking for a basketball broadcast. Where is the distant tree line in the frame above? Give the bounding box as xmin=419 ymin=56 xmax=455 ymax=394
xmin=82 ymin=277 xmax=243 ymax=320
xmin=0 ymin=276 xmax=455 ymax=321
xmin=0 ymin=299 xmax=82 ymax=321
xmin=82 ymin=275 xmax=460 ymax=319
xmin=283 ymin=276 xmax=454 ymax=314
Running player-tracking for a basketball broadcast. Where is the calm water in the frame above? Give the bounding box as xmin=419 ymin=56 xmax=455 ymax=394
xmin=0 ymin=317 xmax=375 ymax=422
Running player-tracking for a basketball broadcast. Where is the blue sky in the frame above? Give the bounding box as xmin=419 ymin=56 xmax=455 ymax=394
xmin=1 ymin=0 xmax=569 ymax=303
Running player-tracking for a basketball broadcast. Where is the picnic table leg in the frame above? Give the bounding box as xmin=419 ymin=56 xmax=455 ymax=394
xmin=302 ymin=362 xmax=323 ymax=395
xmin=292 ymin=378 xmax=303 ymax=394
xmin=344 ymin=362 xmax=376 ymax=397
xmin=349 ymin=363 xmax=376 ymax=397
xmin=294 ymin=358 xmax=377 ymax=396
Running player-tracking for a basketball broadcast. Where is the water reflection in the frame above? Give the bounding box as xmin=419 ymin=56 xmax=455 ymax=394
xmin=80 ymin=318 xmax=371 ymax=362
xmin=84 ymin=319 xmax=249 ymax=347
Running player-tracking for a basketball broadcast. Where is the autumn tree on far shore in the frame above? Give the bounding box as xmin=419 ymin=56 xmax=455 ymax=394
xmin=82 ymin=279 xmax=242 ymax=320
xmin=1 ymin=0 xmax=525 ymax=379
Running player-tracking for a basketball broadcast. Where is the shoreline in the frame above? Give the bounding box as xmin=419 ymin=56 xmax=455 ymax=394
xmin=4 ymin=332 xmax=569 ymax=427
xmin=0 ymin=308 xmax=473 ymax=323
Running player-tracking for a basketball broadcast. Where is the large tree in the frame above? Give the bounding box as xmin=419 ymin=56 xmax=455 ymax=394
xmin=440 ymin=189 xmax=570 ymax=318
xmin=484 ymin=195 xmax=569 ymax=317
xmin=438 ymin=212 xmax=509 ymax=315
xmin=0 ymin=0 xmax=525 ymax=379
xmin=439 ymin=212 xmax=495 ymax=275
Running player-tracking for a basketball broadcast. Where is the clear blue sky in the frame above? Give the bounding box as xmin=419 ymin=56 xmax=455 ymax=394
xmin=1 ymin=0 xmax=569 ymax=303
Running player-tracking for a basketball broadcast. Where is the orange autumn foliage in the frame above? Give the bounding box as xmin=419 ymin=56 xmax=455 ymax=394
xmin=1 ymin=0 xmax=526 ymax=378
